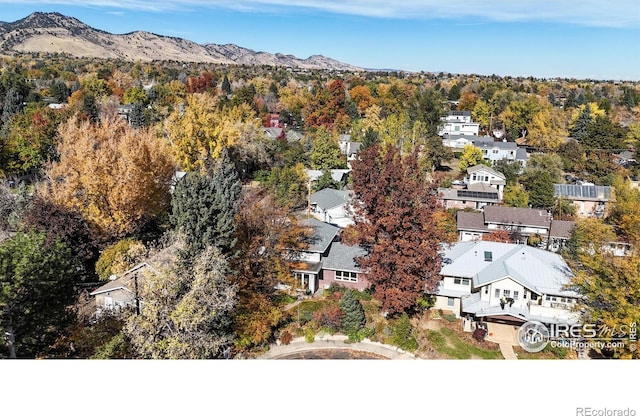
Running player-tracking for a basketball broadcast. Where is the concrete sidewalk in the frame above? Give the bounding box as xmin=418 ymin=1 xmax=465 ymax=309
xmin=257 ymin=334 xmax=417 ymax=360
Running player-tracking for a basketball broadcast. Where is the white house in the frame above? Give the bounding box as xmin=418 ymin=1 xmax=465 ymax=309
xmin=432 ymin=241 xmax=581 ymax=328
xmin=466 ymin=165 xmax=506 ymax=199
xmin=89 ymin=263 xmax=153 ymax=317
xmin=437 ymin=164 xmax=505 ymax=210
xmin=309 ymin=188 xmax=354 ymax=228
xmin=438 ymin=111 xmax=480 ymax=136
xmin=473 ymin=139 xmax=529 ymax=167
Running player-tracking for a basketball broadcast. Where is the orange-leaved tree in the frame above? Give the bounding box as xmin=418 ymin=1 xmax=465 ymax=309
xmin=41 ymin=114 xmax=175 ymax=241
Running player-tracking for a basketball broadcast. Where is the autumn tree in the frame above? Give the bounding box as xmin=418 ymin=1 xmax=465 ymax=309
xmin=41 ymin=114 xmax=175 ymax=241
xmin=125 ymin=244 xmax=237 ymax=359
xmin=566 ymin=219 xmax=640 ymax=358
xmin=0 ymin=231 xmax=77 ymax=358
xmin=458 ymin=144 xmax=487 ymax=171
xmin=308 ymin=127 xmax=345 ymax=170
xmin=23 ymin=196 xmax=99 ymax=277
xmin=165 ymin=94 xmax=257 ymax=171
xmin=346 ymin=144 xmax=446 ymax=315
xmin=503 ymin=183 xmax=530 ymax=208
xmin=231 ymin=189 xmax=307 ymax=350
xmin=260 ymin=163 xmax=308 ymax=208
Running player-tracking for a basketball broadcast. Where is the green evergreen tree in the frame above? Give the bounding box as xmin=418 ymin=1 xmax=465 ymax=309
xmin=313 ymin=169 xmax=339 ymax=191
xmin=170 ymin=150 xmax=241 ymax=257
xmin=82 ymin=93 xmax=99 ymax=123
xmin=339 ymin=290 xmax=366 ymax=335
xmin=1 ymin=87 xmax=23 ymax=126
xmin=571 ymin=104 xmax=592 ymax=141
xmin=129 ymin=102 xmax=146 ymax=128
xmin=361 ymin=127 xmax=379 ymax=150
xmin=0 ymin=231 xmax=77 ymax=358
xmin=221 ymin=74 xmax=232 ymax=95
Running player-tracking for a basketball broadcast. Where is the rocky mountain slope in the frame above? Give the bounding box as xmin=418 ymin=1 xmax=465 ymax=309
xmin=0 ymin=12 xmax=361 ymax=70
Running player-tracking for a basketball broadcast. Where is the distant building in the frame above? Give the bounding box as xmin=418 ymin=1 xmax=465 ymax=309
xmin=553 ymin=184 xmax=612 ymax=218
xmin=309 ymin=188 xmax=354 ymax=228
xmin=438 ymin=111 xmax=480 ymax=137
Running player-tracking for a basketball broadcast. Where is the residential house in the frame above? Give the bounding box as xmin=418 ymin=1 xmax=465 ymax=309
xmin=473 ymin=138 xmax=529 ymax=167
xmin=89 ymin=262 xmax=151 ymax=316
xmin=438 ymin=165 xmax=505 ymax=210
xmin=338 ymin=134 xmax=362 ymax=168
xmin=438 ymin=111 xmax=480 ymax=136
xmin=553 ymin=184 xmax=612 ymax=218
xmin=432 ymin=241 xmax=580 ymax=331
xmin=306 ymin=169 xmax=351 ymax=188
xmin=442 ymin=134 xmax=489 ymax=149
xmin=456 ymin=206 xmax=562 ymax=245
xmin=547 ymin=220 xmax=576 ymax=253
xmin=262 ymin=126 xmax=285 ymax=140
xmin=309 ymin=188 xmax=354 ymax=228
xmin=291 ymin=218 xmax=340 ymax=293
xmin=321 ymin=242 xmax=369 ymax=291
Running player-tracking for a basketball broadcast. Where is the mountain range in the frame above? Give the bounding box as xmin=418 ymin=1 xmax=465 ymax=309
xmin=0 ymin=12 xmax=362 ymax=71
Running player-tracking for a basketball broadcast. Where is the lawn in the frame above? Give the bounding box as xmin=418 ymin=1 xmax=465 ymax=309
xmin=425 ymin=326 xmax=504 ymax=359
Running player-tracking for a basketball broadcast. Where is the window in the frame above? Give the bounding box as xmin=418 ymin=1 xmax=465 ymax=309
xmin=447 ymin=297 xmax=455 ymax=307
xmin=503 ymin=289 xmax=511 ymax=298
xmin=513 ymin=291 xmax=519 ymax=300
xmin=484 ymin=251 xmax=493 ymax=262
xmin=494 ymin=288 xmax=500 ymax=298
xmin=335 ymin=270 xmax=358 ymax=283
xmin=484 ymin=286 xmax=488 ymax=295
xmin=492 ymin=149 xmax=499 ymax=154
xmin=472 ymin=174 xmax=477 ymax=181
xmin=530 ymin=293 xmax=538 ymax=301
xmin=462 ymin=278 xmax=470 ymax=286
xmin=523 ymin=291 xmax=527 ymax=300
xmin=454 ymin=277 xmax=462 ymax=285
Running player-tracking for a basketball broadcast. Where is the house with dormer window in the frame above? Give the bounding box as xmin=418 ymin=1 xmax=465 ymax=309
xmin=431 ymin=241 xmax=580 ymax=329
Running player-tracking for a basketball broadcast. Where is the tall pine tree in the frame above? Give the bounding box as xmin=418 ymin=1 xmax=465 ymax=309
xmin=339 ymin=290 xmax=366 ymax=335
xmin=170 ymin=149 xmax=241 ymax=257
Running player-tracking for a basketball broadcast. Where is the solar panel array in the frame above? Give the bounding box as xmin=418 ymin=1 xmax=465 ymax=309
xmin=457 ymin=190 xmax=499 ymax=200
xmin=554 ymin=185 xmax=611 ymax=200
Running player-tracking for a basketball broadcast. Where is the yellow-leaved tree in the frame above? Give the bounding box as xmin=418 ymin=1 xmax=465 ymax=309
xmin=41 ymin=114 xmax=175 ymax=241
xmin=164 ymin=93 xmax=258 ymax=171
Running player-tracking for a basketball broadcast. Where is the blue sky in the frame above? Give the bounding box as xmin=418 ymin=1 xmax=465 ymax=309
xmin=1 ymin=1 xmax=639 ymax=80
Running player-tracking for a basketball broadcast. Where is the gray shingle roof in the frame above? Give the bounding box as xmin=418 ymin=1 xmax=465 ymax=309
xmin=483 ymin=206 xmax=551 ymax=228
xmin=323 ymin=242 xmax=367 ymax=272
xmin=301 ymin=218 xmax=340 ymax=254
xmin=456 ymin=211 xmax=487 ymax=232
xmin=310 ymin=188 xmax=353 ymax=211
xmin=549 ymin=220 xmax=576 ymax=238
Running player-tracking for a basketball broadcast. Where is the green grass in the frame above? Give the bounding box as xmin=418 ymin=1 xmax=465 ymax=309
xmin=427 ymin=327 xmax=503 ymax=359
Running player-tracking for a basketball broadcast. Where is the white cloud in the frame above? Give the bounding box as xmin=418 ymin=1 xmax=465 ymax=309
xmin=2 ymin=0 xmax=639 ymax=27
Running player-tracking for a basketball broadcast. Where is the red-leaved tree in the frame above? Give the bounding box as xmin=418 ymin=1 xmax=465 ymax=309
xmin=345 ymin=144 xmax=446 ymax=315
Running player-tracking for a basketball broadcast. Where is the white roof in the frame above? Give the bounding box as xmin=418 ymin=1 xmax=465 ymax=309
xmin=440 ymin=241 xmax=577 ymax=297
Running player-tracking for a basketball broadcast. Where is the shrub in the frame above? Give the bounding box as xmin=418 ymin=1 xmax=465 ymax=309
xmin=95 ymin=238 xmax=145 ymax=280
xmin=391 ymin=313 xmax=418 ymax=351
xmin=312 ymin=305 xmax=344 ymax=331
xmin=473 ymin=328 xmax=487 ymax=342
xmin=443 ymin=313 xmax=458 ymax=323
xmin=304 ymin=326 xmax=316 ymax=343
xmin=280 ymin=330 xmax=293 ymax=345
